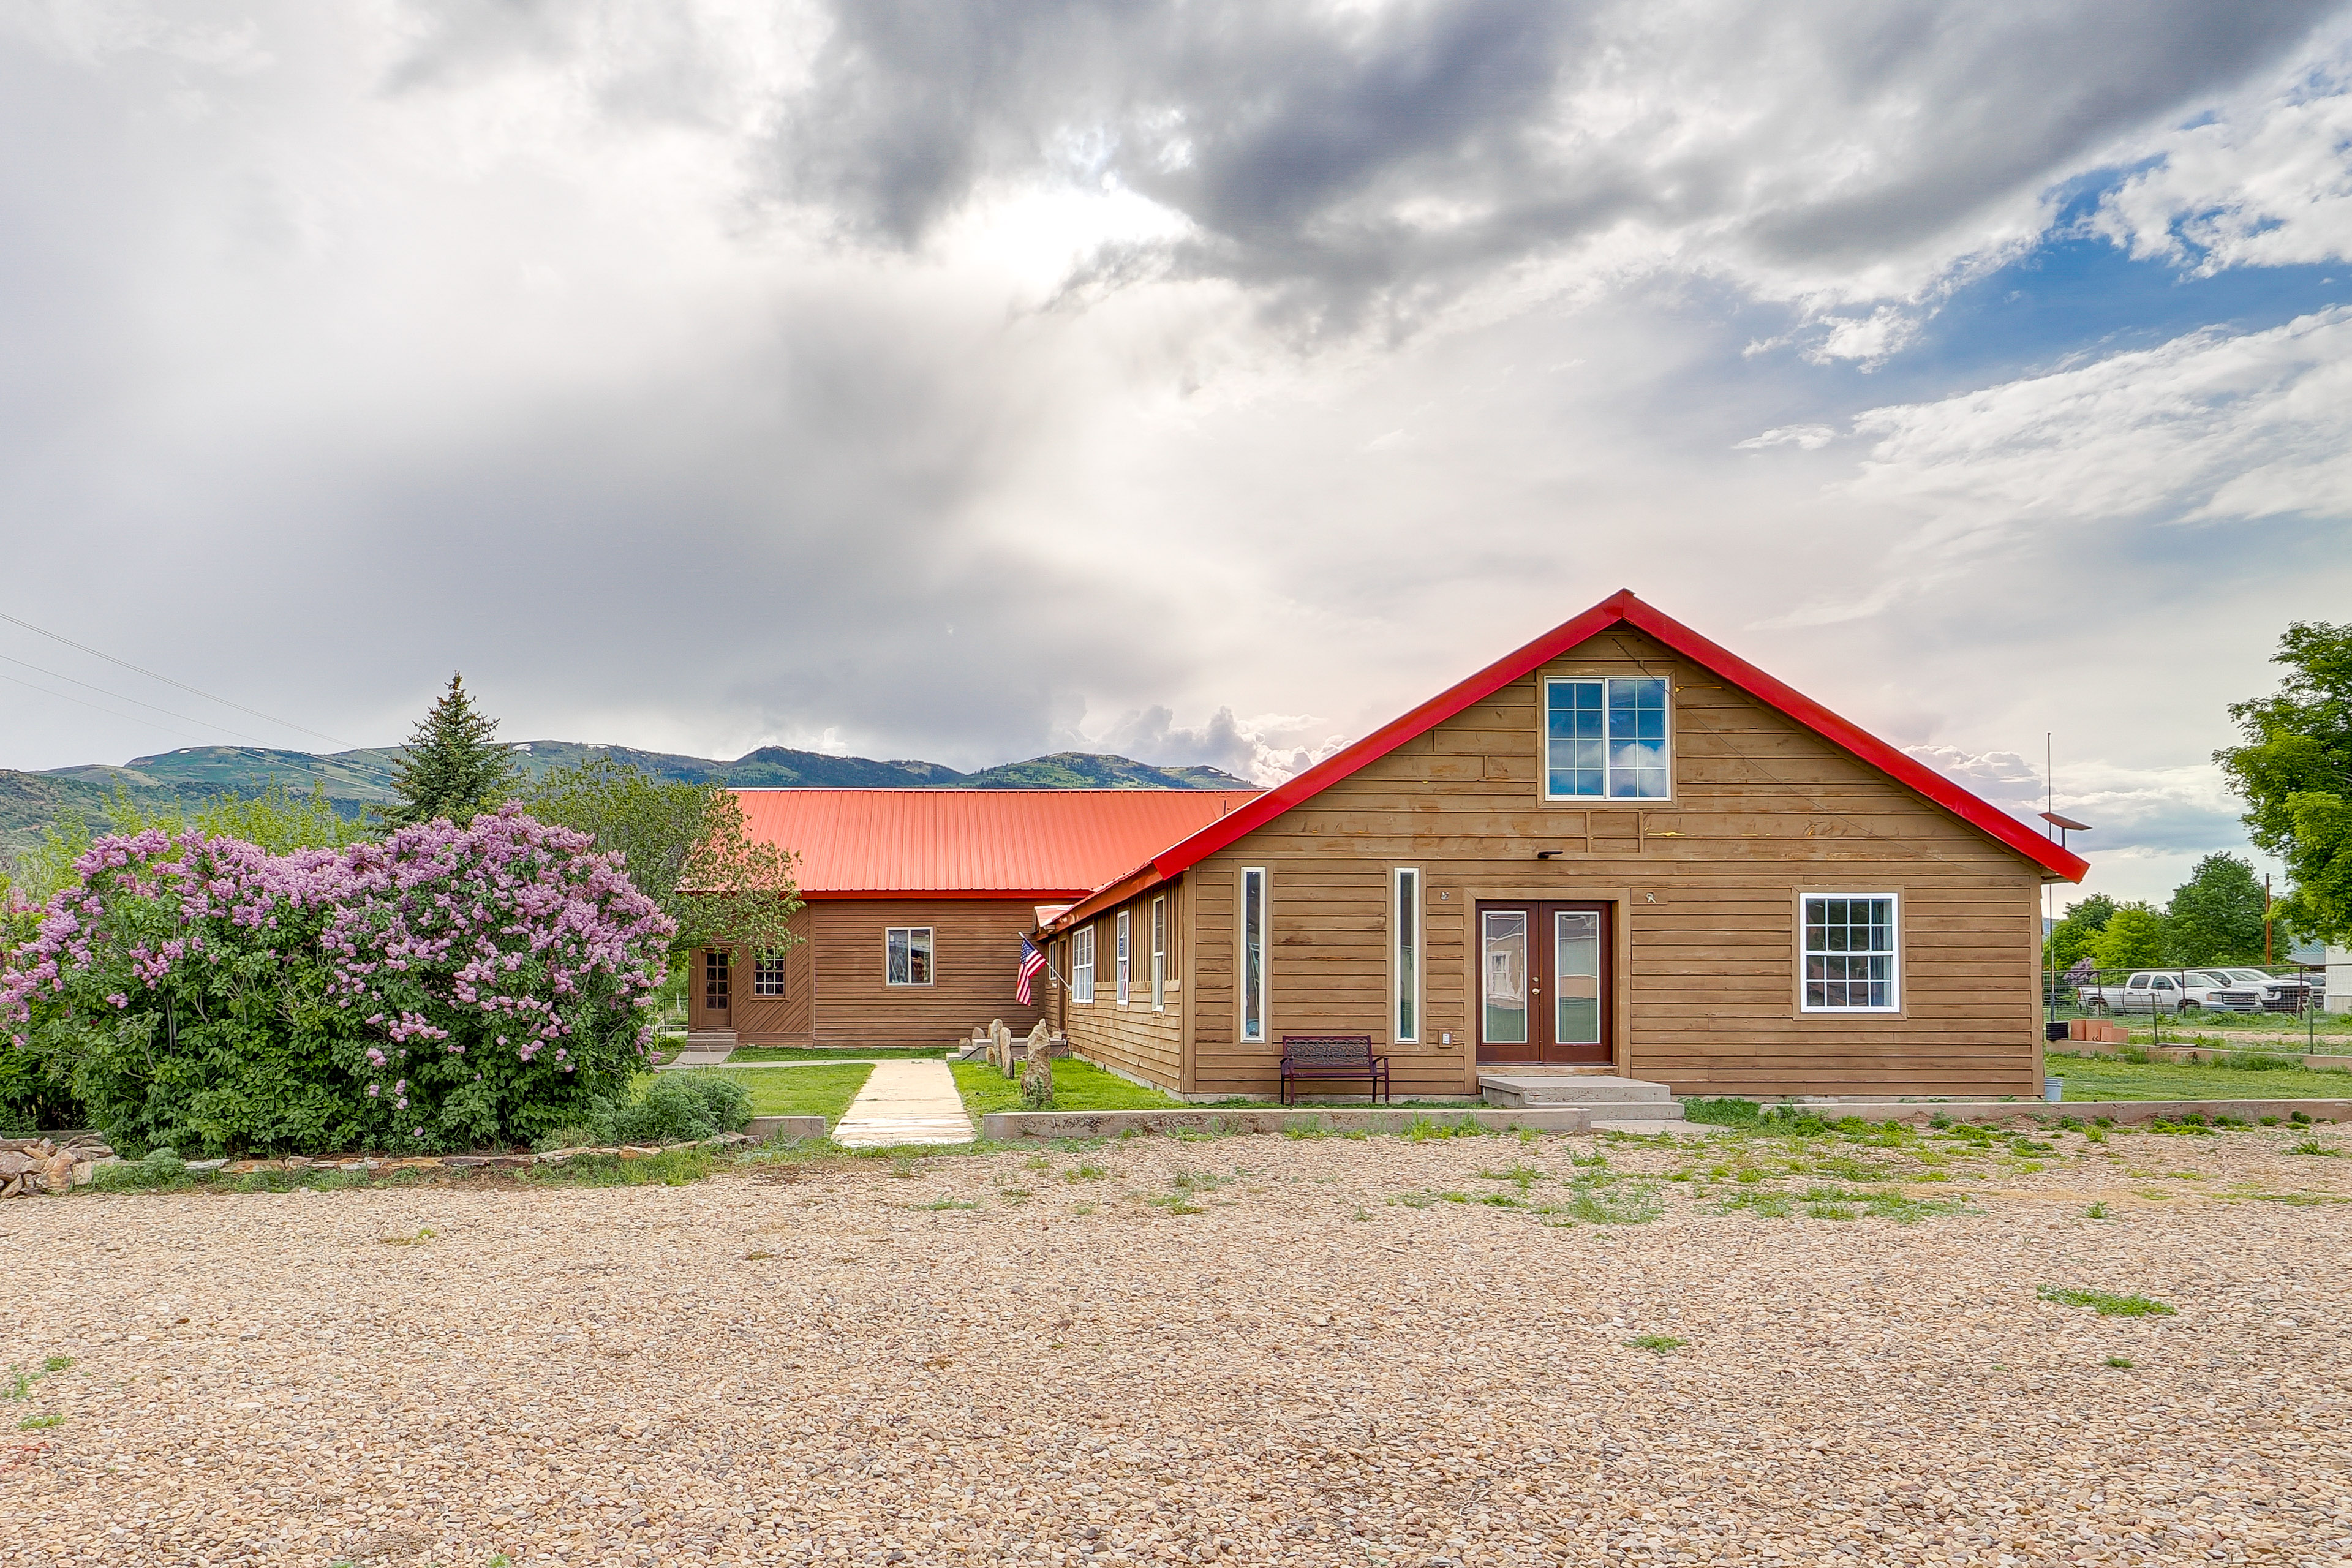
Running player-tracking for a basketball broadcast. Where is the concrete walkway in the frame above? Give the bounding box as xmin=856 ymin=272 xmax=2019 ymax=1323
xmin=831 ymin=1060 xmax=975 ymax=1148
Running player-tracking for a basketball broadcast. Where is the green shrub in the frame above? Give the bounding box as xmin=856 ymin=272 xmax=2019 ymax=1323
xmin=537 ymin=1072 xmax=751 ymax=1150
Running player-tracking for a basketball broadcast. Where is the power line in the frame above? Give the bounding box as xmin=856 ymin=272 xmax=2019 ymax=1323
xmin=0 ymin=609 xmax=347 ymax=747
xmin=0 ymin=650 xmax=276 ymax=747
xmin=0 ymin=666 xmax=224 ymax=750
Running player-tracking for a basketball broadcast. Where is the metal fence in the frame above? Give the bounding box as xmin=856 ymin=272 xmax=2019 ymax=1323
xmin=2042 ymin=963 xmax=2321 ymax=1017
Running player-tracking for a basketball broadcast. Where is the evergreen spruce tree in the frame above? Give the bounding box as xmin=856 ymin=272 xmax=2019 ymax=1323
xmin=386 ymin=673 xmax=522 ymax=826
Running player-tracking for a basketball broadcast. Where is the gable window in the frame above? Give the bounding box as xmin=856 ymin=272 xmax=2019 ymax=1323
xmin=1240 ymin=867 xmax=1267 ymax=1043
xmin=1545 ymin=677 xmax=1670 ymax=799
xmin=703 ymin=948 xmax=730 ymax=1013
xmin=753 ymin=949 xmax=787 ymax=998
xmin=1393 ymin=868 xmax=1421 ymax=1044
xmin=1800 ymin=895 xmax=1899 ymax=1012
xmin=885 ymin=927 xmax=934 ymax=987
xmin=1150 ymin=896 xmax=1167 ymax=1010
xmin=1072 ymin=925 xmax=1096 ymax=1002
xmin=1116 ymin=910 xmax=1132 ymax=1006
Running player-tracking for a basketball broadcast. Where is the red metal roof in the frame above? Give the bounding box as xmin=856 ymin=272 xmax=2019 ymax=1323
xmin=1042 ymin=590 xmax=2086 ymax=934
xmin=733 ymin=788 xmax=1263 ymax=898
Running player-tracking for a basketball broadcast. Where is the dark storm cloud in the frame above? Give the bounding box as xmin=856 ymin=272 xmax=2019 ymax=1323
xmin=770 ymin=0 xmax=2343 ymax=321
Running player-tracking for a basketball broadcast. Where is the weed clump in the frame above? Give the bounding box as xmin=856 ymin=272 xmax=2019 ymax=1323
xmin=2038 ymin=1286 xmax=2176 ymax=1317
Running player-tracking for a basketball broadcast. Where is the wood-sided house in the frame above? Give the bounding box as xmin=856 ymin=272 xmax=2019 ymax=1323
xmin=1033 ymin=591 xmax=2089 ymax=1100
xmin=686 ymin=788 xmax=1259 ymax=1049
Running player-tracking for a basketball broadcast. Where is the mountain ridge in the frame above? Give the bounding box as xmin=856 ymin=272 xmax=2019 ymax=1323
xmin=2 ymin=742 xmax=1256 ymax=866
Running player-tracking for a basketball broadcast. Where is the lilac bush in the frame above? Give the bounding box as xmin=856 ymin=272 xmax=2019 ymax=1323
xmin=0 ymin=807 xmax=673 ymax=1154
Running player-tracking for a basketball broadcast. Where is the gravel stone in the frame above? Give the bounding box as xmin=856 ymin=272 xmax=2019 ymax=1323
xmin=4 ymin=1124 xmax=2350 ymax=1566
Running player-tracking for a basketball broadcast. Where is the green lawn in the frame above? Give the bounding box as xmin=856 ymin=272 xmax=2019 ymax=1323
xmin=673 ymin=1063 xmax=875 ymax=1120
xmin=952 ymin=1058 xmax=1185 ymax=1115
xmin=2045 ymin=1051 xmax=2352 ymax=1102
xmin=725 ymin=1046 xmax=951 ymax=1062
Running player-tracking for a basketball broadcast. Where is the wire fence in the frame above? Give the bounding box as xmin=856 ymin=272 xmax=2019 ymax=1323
xmin=2043 ymin=962 xmax=2343 ymax=1052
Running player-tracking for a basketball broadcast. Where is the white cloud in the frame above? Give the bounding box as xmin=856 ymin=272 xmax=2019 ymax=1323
xmin=1732 ymin=424 xmax=1836 ymax=451
xmin=1845 ymin=305 xmax=2352 ymax=533
xmin=2089 ymin=43 xmax=2352 ymax=273
xmin=1061 ymin=705 xmax=1345 ymax=785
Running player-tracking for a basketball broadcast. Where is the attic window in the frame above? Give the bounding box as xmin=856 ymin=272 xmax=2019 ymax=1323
xmin=1545 ymin=678 xmax=1670 ymax=799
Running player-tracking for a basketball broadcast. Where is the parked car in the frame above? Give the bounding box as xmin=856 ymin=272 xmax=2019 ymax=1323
xmin=2076 ymin=972 xmax=2198 ymax=1014
xmin=2190 ymin=968 xmax=2313 ymax=1014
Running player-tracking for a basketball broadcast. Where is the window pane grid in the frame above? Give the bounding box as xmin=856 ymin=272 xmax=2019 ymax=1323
xmin=1800 ymin=896 xmax=1896 ymax=1011
xmin=753 ymin=950 xmax=786 ymax=997
xmin=1547 ymin=678 xmax=1668 ymax=799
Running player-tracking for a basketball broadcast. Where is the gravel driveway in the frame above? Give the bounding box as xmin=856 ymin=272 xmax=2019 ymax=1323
xmin=4 ymin=1122 xmax=2348 ymax=1566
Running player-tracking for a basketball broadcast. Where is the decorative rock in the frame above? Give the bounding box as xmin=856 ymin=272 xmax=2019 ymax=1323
xmin=0 ymin=1150 xmax=36 ymax=1180
xmin=186 ymin=1159 xmax=228 ymax=1173
xmin=40 ymin=1152 xmax=77 ymax=1193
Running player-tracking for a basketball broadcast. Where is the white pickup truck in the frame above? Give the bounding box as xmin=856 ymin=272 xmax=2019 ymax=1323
xmin=2076 ymin=969 xmax=2312 ymax=1015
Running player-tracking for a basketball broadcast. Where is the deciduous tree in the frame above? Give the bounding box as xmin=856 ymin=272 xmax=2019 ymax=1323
xmin=2218 ymin=620 xmax=2352 ymax=943
xmin=2164 ymin=852 xmax=2267 ymax=966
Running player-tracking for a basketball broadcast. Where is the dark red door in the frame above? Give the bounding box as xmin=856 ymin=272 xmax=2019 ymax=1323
xmin=1476 ymin=902 xmax=1611 ymax=1065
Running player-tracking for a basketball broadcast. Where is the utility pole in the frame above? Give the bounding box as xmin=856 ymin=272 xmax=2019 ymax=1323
xmin=2264 ymin=874 xmax=2274 ymax=966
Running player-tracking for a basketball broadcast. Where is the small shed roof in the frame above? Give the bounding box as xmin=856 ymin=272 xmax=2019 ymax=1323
xmin=733 ymin=788 xmax=1262 ymax=899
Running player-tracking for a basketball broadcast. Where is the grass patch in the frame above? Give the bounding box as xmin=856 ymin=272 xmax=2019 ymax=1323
xmin=517 ymin=1147 xmax=720 ymax=1187
xmin=2042 ymin=1052 xmax=2352 ymax=1101
xmin=1540 ymin=1185 xmax=1664 ymax=1224
xmin=2084 ymin=1202 xmax=2108 ymax=1219
xmin=377 ymin=1227 xmax=435 ymax=1246
xmin=17 ymin=1412 xmax=62 ymax=1430
xmin=2038 ymin=1286 xmax=2176 ymax=1317
xmin=676 ymin=1063 xmax=873 ymax=1121
xmin=1387 ymin=1189 xmax=1471 ymax=1209
xmin=1624 ymin=1334 xmax=1686 ymax=1354
xmin=913 ymin=1197 xmax=978 ymax=1212
xmin=1063 ymin=1163 xmax=1109 ymax=1182
xmin=2290 ymin=1138 xmax=2342 ymax=1156
xmin=951 ymin=1059 xmax=1185 ymax=1117
xmin=2105 ymin=1356 xmax=2135 ymax=1369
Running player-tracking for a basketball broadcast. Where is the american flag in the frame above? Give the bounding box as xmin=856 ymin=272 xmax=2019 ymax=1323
xmin=1016 ymin=935 xmax=1047 ymax=1007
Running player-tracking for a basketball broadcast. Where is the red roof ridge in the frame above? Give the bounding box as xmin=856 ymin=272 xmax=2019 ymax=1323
xmin=1039 ymin=590 xmax=2084 ymax=933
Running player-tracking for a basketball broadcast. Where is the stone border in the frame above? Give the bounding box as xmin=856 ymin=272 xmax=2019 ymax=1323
xmin=744 ymin=1115 xmax=831 ymax=1142
xmin=979 ymin=1106 xmax=1591 ymax=1140
xmin=2 ymin=1120 xmax=834 ymax=1197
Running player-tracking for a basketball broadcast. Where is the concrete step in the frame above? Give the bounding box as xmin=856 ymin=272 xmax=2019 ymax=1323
xmin=1478 ymin=1072 xmax=1678 ymax=1109
xmin=1589 ymin=1117 xmax=1722 ymax=1136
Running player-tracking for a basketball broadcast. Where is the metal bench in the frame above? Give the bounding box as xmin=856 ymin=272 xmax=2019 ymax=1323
xmin=1278 ymin=1035 xmax=1390 ymax=1106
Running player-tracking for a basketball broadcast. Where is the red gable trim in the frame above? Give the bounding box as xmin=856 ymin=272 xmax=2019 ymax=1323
xmin=1128 ymin=589 xmax=2087 ymax=893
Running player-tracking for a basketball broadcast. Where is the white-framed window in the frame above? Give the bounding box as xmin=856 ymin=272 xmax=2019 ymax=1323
xmin=1393 ymin=868 xmax=1421 ymax=1044
xmin=1800 ymin=894 xmax=1899 ymax=1012
xmin=1544 ymin=677 xmax=1670 ymax=799
xmin=1072 ymin=924 xmax=1096 ymax=1003
xmin=1240 ymin=867 xmax=1267 ymax=1043
xmin=1116 ymin=910 xmax=1132 ymax=1006
xmin=884 ymin=927 xmax=934 ymax=987
xmin=1150 ymin=896 xmax=1167 ymax=1011
xmin=753 ymin=949 xmax=787 ymax=998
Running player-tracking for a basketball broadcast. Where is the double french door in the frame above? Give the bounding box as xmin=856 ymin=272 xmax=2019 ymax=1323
xmin=1476 ymin=902 xmax=1611 ymax=1065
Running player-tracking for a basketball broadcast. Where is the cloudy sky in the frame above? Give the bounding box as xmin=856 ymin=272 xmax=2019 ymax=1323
xmin=5 ymin=1 xmax=2352 ymax=909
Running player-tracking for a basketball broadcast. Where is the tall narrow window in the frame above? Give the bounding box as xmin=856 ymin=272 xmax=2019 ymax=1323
xmin=1393 ymin=869 xmax=1420 ymax=1043
xmin=1545 ymin=677 xmax=1670 ymax=799
xmin=1116 ymin=910 xmax=1132 ymax=1006
xmin=704 ymin=948 xmax=731 ymax=1014
xmin=1800 ymin=894 xmax=1899 ymax=1012
xmin=1240 ymin=867 xmax=1267 ymax=1043
xmin=885 ymin=927 xmax=934 ymax=986
xmin=1150 ymin=896 xmax=1167 ymax=1011
xmin=1072 ymin=925 xmax=1096 ymax=1002
xmin=753 ymin=949 xmax=787 ymax=997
